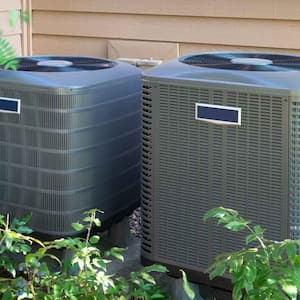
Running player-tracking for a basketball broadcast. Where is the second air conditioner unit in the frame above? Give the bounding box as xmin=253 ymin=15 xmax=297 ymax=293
xmin=141 ymin=52 xmax=300 ymax=291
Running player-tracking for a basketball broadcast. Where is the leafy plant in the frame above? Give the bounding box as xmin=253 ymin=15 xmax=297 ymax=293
xmin=0 ymin=209 xmax=168 ymax=299
xmin=203 ymin=207 xmax=300 ymax=300
xmin=0 ymin=213 xmax=42 ymax=278
xmin=9 ymin=10 xmax=30 ymax=28
xmin=0 ymin=37 xmax=18 ymax=70
xmin=0 ymin=9 xmax=30 ymax=70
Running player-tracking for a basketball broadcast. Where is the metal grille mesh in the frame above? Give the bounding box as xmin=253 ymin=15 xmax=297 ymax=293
xmin=145 ymin=83 xmax=288 ymax=270
xmin=0 ymin=85 xmax=141 ymax=235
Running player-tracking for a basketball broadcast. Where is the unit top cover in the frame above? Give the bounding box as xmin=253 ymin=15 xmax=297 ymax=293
xmin=0 ymin=56 xmax=140 ymax=90
xmin=143 ymin=52 xmax=300 ymax=90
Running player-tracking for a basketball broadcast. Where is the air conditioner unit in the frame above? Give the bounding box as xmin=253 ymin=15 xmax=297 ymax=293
xmin=0 ymin=56 xmax=141 ymax=236
xmin=141 ymin=52 xmax=300 ymax=290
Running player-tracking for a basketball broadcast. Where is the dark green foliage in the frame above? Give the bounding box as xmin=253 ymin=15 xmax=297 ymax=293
xmin=0 ymin=209 xmax=168 ymax=299
xmin=204 ymin=207 xmax=300 ymax=300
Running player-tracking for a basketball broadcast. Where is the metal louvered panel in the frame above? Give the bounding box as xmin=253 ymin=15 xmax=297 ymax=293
xmin=150 ymin=82 xmax=288 ymax=270
xmin=289 ymin=100 xmax=300 ymax=239
xmin=141 ymin=84 xmax=154 ymax=255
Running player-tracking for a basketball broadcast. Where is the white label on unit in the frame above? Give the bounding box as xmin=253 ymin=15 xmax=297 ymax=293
xmin=195 ymin=103 xmax=241 ymax=125
xmin=0 ymin=97 xmax=21 ymax=114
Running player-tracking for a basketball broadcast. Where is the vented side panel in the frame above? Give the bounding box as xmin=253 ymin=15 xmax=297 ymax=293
xmin=143 ymin=82 xmax=289 ymax=273
xmin=0 ymin=83 xmax=141 ymax=235
xmin=289 ymin=100 xmax=300 ymax=239
xmin=141 ymin=84 xmax=154 ymax=255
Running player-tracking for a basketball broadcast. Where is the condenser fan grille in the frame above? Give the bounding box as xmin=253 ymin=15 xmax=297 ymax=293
xmin=14 ymin=56 xmax=116 ymax=72
xmin=179 ymin=53 xmax=300 ymax=71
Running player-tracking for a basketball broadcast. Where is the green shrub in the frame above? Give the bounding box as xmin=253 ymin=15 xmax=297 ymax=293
xmin=204 ymin=207 xmax=300 ymax=300
xmin=0 ymin=209 xmax=168 ymax=299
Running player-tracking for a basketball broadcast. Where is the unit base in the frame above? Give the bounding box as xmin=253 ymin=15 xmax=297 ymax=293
xmin=141 ymin=255 xmax=232 ymax=300
xmin=32 ymin=199 xmax=140 ymax=240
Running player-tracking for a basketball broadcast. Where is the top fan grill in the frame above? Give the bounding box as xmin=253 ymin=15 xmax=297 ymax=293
xmin=179 ymin=53 xmax=300 ymax=71
xmin=14 ymin=56 xmax=116 ymax=72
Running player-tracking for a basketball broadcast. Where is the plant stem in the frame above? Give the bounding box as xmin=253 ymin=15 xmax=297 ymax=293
xmin=0 ymin=215 xmax=9 ymax=248
xmin=85 ymin=212 xmax=94 ymax=246
xmin=246 ymin=224 xmax=266 ymax=249
xmin=28 ymin=280 xmax=36 ymax=299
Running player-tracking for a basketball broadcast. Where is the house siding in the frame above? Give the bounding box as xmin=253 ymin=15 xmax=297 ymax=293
xmin=29 ymin=0 xmax=300 ymax=59
xmin=0 ymin=0 xmax=31 ymax=56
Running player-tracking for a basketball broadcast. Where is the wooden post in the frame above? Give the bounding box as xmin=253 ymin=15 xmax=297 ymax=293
xmin=21 ymin=0 xmax=32 ymax=56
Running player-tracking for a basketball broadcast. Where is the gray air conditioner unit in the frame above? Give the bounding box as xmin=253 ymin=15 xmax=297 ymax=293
xmin=141 ymin=52 xmax=300 ymax=290
xmin=0 ymin=56 xmax=141 ymax=236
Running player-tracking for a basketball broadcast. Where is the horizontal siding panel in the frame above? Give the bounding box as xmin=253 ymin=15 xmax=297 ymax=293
xmin=0 ymin=0 xmax=21 ymax=11
xmin=33 ymin=35 xmax=107 ymax=56
xmin=32 ymin=0 xmax=300 ymax=20
xmin=108 ymin=40 xmax=178 ymax=61
xmin=180 ymin=43 xmax=300 ymax=56
xmin=32 ymin=11 xmax=300 ymax=49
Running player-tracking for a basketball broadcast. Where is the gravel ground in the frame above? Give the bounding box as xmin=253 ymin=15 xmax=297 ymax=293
xmin=129 ymin=206 xmax=142 ymax=238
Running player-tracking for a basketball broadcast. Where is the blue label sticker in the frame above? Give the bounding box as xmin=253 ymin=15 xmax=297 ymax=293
xmin=195 ymin=103 xmax=241 ymax=125
xmin=0 ymin=97 xmax=20 ymax=114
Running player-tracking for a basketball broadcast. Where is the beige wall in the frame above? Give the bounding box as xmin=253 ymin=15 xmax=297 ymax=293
xmin=0 ymin=0 xmax=32 ymax=56
xmin=32 ymin=0 xmax=300 ymax=61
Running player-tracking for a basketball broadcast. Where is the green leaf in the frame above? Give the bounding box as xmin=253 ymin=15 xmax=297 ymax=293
xmin=180 ymin=270 xmax=195 ymax=300
xmin=111 ymin=252 xmax=124 ymax=262
xmin=209 ymin=262 xmax=227 ymax=279
xmin=244 ymin=279 xmax=253 ymax=294
xmin=1 ymin=290 xmax=13 ymax=300
xmin=286 ymin=243 xmax=297 ymax=261
xmin=204 ymin=207 xmax=229 ymax=221
xmin=140 ymin=272 xmax=156 ymax=284
xmin=18 ymin=243 xmax=31 ymax=255
xmin=253 ymin=225 xmax=264 ymax=235
xmin=232 ymin=279 xmax=244 ymax=300
xmin=244 ymin=264 xmax=256 ymax=283
xmin=21 ymin=213 xmax=32 ymax=225
xmin=150 ymin=293 xmax=166 ymax=299
xmin=272 ymin=243 xmax=285 ymax=261
xmin=217 ymin=215 xmax=236 ymax=225
xmin=92 ymin=257 xmax=107 ymax=271
xmin=20 ymin=11 xmax=30 ymax=23
xmin=9 ymin=10 xmax=19 ymax=27
xmin=71 ymin=222 xmax=85 ymax=231
xmin=281 ymin=283 xmax=297 ymax=299
xmin=142 ymin=264 xmax=168 ymax=273
xmin=2 ymin=259 xmax=16 ymax=278
xmin=89 ymin=235 xmax=100 ymax=244
xmin=17 ymin=225 xmax=33 ymax=234
xmin=4 ymin=236 xmax=13 ymax=249
xmin=9 ymin=10 xmax=29 ymax=27
xmin=294 ymin=255 xmax=300 ymax=268
xmin=0 ymin=38 xmax=17 ymax=69
xmin=245 ymin=233 xmax=257 ymax=245
xmin=25 ymin=253 xmax=37 ymax=265
xmin=93 ymin=218 xmax=102 ymax=227
xmin=83 ymin=216 xmax=92 ymax=222
xmin=230 ymin=257 xmax=243 ymax=273
xmin=224 ymin=221 xmax=246 ymax=232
